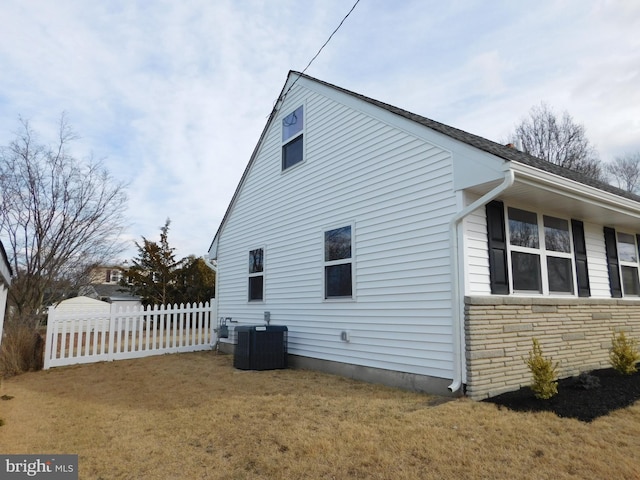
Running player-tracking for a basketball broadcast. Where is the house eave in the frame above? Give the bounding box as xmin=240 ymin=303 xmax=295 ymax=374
xmin=208 ymin=237 xmax=219 ymax=261
xmin=0 ymin=240 xmax=12 ymax=287
xmin=505 ymin=161 xmax=640 ymax=229
xmin=206 ymin=71 xmax=300 ymax=257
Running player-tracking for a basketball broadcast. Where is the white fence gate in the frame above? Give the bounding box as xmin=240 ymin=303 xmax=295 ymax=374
xmin=44 ymin=300 xmax=218 ymax=369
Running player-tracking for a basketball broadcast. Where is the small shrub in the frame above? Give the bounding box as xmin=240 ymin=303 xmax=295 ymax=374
xmin=609 ymin=331 xmax=640 ymax=375
xmin=526 ymin=338 xmax=558 ymax=400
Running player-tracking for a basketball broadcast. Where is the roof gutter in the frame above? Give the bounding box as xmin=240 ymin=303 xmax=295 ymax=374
xmin=448 ymin=168 xmax=515 ymax=393
xmin=203 ymin=255 xmax=217 ymax=273
xmin=203 ymin=255 xmax=219 ymax=330
xmin=203 ymin=255 xmax=218 ymax=298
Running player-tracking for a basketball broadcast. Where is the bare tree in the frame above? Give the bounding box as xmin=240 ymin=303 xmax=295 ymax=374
xmin=0 ymin=115 xmax=128 ymax=324
xmin=510 ymin=103 xmax=602 ymax=179
xmin=606 ymin=153 xmax=640 ymax=193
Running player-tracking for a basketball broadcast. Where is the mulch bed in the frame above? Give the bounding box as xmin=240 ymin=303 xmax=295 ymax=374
xmin=484 ymin=367 xmax=640 ymax=422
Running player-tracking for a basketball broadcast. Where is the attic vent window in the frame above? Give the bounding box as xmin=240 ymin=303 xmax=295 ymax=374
xmin=282 ymin=105 xmax=304 ymax=170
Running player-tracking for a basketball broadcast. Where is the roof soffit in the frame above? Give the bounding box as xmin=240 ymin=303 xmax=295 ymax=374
xmin=493 ymin=162 xmax=640 ymax=230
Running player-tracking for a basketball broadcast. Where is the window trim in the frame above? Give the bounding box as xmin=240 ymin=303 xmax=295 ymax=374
xmin=281 ymin=104 xmax=305 ymax=171
xmin=322 ymin=222 xmax=356 ymax=301
xmin=505 ymin=205 xmax=577 ymax=296
xmin=248 ymin=247 xmax=265 ymax=302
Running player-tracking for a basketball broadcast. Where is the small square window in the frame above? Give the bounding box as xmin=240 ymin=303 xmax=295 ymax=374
xmin=325 ymin=226 xmax=351 ymax=261
xmin=282 ymin=106 xmax=303 ymax=142
xmin=249 ymin=276 xmax=264 ymax=301
xmin=544 ymin=216 xmax=571 ymax=253
xmin=617 ymin=233 xmax=637 ymax=262
xmin=511 ymin=251 xmax=542 ymax=292
xmin=325 ymin=264 xmax=352 ymax=298
xmin=282 ymin=135 xmax=304 ymax=170
xmin=508 ymin=208 xmax=539 ymax=248
xmin=547 ymin=256 xmax=573 ymax=293
xmin=249 ymin=249 xmax=263 ymax=273
xmin=621 ymin=266 xmax=640 ymax=296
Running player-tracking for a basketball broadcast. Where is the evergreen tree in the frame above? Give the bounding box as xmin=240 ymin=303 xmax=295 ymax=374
xmin=124 ymin=219 xmax=183 ymax=306
xmin=123 ymin=220 xmax=215 ymax=306
xmin=175 ymin=256 xmax=216 ymax=305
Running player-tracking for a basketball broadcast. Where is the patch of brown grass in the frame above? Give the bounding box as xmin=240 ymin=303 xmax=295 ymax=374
xmin=1 ymin=352 xmax=640 ymax=479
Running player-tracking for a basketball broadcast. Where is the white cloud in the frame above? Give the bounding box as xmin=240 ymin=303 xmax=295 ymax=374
xmin=1 ymin=0 xmax=639 ymax=259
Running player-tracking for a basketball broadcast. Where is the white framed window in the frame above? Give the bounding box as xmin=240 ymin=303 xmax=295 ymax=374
xmin=323 ymin=225 xmax=354 ymax=299
xmin=617 ymin=232 xmax=640 ymax=296
xmin=282 ymin=105 xmax=304 ymax=170
xmin=507 ymin=207 xmax=575 ymax=294
xmin=248 ymin=248 xmax=264 ymax=301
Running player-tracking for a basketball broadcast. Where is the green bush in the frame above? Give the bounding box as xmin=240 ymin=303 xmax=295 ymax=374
xmin=526 ymin=338 xmax=558 ymax=400
xmin=609 ymin=331 xmax=640 ymax=375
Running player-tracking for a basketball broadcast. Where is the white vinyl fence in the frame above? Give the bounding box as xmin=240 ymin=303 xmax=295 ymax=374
xmin=44 ymin=300 xmax=217 ymax=369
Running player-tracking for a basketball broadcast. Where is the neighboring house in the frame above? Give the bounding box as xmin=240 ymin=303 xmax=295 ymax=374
xmin=207 ymin=71 xmax=640 ymax=399
xmin=89 ymin=265 xmax=126 ymax=285
xmin=80 ymin=264 xmax=141 ymax=310
xmin=0 ymin=240 xmax=12 ymax=350
xmin=79 ymin=284 xmax=141 ymax=310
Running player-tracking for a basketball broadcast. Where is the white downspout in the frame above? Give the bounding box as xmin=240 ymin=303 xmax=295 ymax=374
xmin=448 ymin=169 xmax=515 ymax=393
xmin=203 ymin=256 xmax=219 ymax=345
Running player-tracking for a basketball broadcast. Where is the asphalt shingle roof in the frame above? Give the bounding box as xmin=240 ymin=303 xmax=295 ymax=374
xmin=293 ymin=71 xmax=640 ymax=203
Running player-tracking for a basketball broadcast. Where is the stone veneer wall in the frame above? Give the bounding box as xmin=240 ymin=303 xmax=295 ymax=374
xmin=465 ymin=296 xmax=640 ymax=400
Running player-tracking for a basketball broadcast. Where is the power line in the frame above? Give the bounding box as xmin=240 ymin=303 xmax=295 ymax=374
xmin=299 ymin=0 xmax=361 ymax=78
xmin=277 ymin=0 xmax=361 ymax=106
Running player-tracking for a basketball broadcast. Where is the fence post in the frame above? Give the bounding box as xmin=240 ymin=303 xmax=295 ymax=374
xmin=108 ymin=304 xmax=116 ymax=361
xmin=210 ymin=298 xmax=217 ymax=347
xmin=43 ymin=306 xmax=56 ymax=370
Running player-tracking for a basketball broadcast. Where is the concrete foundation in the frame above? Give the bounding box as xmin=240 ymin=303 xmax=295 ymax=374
xmin=217 ymin=339 xmax=456 ymax=397
xmin=289 ymin=354 xmax=457 ymax=397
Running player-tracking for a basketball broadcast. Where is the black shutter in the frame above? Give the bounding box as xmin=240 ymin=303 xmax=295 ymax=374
xmin=603 ymin=227 xmax=622 ymax=298
xmin=486 ymin=200 xmax=509 ymax=294
xmin=571 ymin=219 xmax=590 ymax=297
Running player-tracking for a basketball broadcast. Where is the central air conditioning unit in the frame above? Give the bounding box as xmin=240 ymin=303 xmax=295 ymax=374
xmin=233 ymin=325 xmax=288 ymax=370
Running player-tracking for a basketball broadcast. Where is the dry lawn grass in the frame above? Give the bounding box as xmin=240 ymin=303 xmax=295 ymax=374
xmin=1 ymin=351 xmax=639 ymax=479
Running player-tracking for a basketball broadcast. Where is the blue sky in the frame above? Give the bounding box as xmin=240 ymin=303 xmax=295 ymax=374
xmin=1 ymin=0 xmax=639 ymax=260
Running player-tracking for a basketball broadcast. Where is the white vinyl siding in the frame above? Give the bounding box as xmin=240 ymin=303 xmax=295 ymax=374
xmin=216 ymin=82 xmax=457 ymax=379
xmin=464 ymin=200 xmax=492 ymax=296
xmin=584 ymin=222 xmax=611 ymax=297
